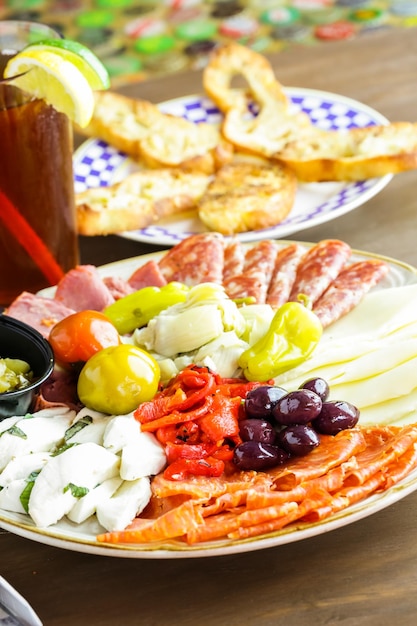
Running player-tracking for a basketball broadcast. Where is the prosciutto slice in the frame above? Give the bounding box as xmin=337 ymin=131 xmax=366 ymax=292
xmin=97 ymin=423 xmax=417 ymax=547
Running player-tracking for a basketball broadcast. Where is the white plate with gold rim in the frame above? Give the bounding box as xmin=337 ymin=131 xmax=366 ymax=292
xmin=2 ymin=244 xmax=417 ymax=558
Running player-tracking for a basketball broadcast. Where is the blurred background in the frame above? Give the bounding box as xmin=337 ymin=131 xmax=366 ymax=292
xmin=0 ymin=0 xmax=415 ymax=87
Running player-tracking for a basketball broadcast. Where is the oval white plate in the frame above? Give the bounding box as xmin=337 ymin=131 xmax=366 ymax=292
xmin=2 ymin=244 xmax=417 ymax=559
xmin=73 ymin=88 xmax=392 ymax=247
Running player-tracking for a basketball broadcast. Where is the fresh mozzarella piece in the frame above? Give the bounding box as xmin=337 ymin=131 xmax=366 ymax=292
xmin=0 ymin=478 xmax=27 ymax=514
xmin=0 ymin=416 xmax=20 ymax=435
xmin=0 ymin=409 xmax=74 ymax=472
xmin=102 ymin=413 xmax=140 ymax=453
xmin=65 ymin=419 xmax=110 ymax=445
xmin=96 ymin=476 xmax=151 ymax=532
xmin=73 ymin=407 xmax=107 ymax=422
xmin=66 ymin=408 xmax=113 ymax=446
xmin=29 ymin=442 xmax=120 ymax=527
xmin=120 ymin=432 xmax=166 ymax=481
xmin=67 ymin=476 xmax=123 ymax=524
xmin=0 ymin=452 xmax=51 ymax=487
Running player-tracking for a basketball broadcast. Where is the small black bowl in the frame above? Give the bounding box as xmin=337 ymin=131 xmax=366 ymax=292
xmin=0 ymin=314 xmax=54 ymax=420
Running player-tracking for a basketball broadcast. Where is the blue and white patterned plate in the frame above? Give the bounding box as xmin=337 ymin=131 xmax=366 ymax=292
xmin=73 ymin=88 xmax=392 ymax=246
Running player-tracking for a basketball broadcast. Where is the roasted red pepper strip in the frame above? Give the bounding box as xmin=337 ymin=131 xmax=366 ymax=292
xmin=135 ymin=388 xmax=187 ymax=424
xmin=135 ymin=366 xmax=217 ymax=424
xmin=135 ymin=365 xmax=266 ymax=480
xmin=139 ymin=395 xmax=215 ymax=432
xmin=155 ymin=421 xmax=201 ymax=445
xmin=216 ymin=379 xmax=274 ymax=399
xmin=198 ymin=395 xmax=241 ymax=442
xmin=165 ymin=441 xmax=215 ymax=463
xmin=163 ymin=456 xmax=225 ymax=481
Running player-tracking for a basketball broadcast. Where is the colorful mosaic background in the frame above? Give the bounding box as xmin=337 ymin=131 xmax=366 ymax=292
xmin=1 ymin=1 xmax=416 ymax=86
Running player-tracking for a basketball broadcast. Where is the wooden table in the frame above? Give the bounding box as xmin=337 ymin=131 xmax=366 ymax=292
xmin=2 ymin=27 xmax=417 ymax=626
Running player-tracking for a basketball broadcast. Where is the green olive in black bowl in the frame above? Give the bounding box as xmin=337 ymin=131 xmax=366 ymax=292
xmin=0 ymin=315 xmax=54 ymax=420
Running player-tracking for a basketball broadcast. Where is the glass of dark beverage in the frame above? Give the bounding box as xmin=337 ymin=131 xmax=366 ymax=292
xmin=0 ymin=21 xmax=79 ymax=307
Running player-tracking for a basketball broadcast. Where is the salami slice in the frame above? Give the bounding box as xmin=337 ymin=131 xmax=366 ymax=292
xmin=223 ymin=240 xmax=278 ymax=303
xmin=223 ymin=271 xmax=265 ymax=302
xmin=243 ymin=240 xmax=278 ymax=276
xmin=313 ymin=259 xmax=389 ymax=328
xmin=266 ymin=243 xmax=305 ymax=308
xmin=158 ymin=233 xmax=224 ymax=285
xmin=289 ymin=239 xmax=352 ymax=304
xmin=223 ymin=239 xmax=245 ymax=281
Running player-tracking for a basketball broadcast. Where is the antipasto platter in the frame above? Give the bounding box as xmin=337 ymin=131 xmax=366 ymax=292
xmin=2 ymin=239 xmax=417 ymax=559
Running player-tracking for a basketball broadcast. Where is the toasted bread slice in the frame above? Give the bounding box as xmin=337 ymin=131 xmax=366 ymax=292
xmin=77 ymin=91 xmax=233 ymax=174
xmin=276 ymin=123 xmax=417 ymax=181
xmin=197 ymin=161 xmax=296 ymax=235
xmin=76 ymin=169 xmax=210 ymax=236
xmin=204 ymin=43 xmax=417 ymax=181
xmin=203 ymin=41 xmax=288 ymax=113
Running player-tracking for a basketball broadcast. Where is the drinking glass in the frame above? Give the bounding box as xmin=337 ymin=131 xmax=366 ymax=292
xmin=0 ymin=20 xmax=79 ymax=307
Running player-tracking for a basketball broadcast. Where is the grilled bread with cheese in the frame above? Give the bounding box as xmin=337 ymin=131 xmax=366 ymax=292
xmin=203 ymin=42 xmax=417 ymax=182
xmin=198 ymin=161 xmax=296 ymax=235
xmin=76 ymin=168 xmax=210 ymax=236
xmin=77 ymin=91 xmax=234 ymax=174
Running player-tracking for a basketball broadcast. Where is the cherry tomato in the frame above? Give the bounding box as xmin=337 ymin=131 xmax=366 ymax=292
xmin=49 ymin=311 xmax=121 ymax=366
xmin=77 ymin=344 xmax=160 ymax=415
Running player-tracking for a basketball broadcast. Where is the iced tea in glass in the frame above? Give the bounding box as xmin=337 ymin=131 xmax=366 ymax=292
xmin=0 ymin=21 xmax=79 ymax=306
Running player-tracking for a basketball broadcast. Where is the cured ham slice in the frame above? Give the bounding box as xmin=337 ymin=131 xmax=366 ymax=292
xmin=312 ymin=259 xmax=389 ymax=328
xmin=289 ymin=239 xmax=352 ymax=304
xmin=54 ymin=265 xmax=115 ymax=311
xmin=128 ymin=260 xmax=167 ymax=290
xmin=102 ymin=275 xmax=135 ymax=300
xmin=5 ymin=291 xmax=76 ymax=338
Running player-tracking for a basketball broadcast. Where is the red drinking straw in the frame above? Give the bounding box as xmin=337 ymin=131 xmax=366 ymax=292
xmin=0 ymin=188 xmax=65 ymax=285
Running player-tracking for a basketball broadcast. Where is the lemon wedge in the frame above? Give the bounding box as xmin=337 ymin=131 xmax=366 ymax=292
xmin=3 ymin=48 xmax=96 ymax=127
xmin=23 ymin=38 xmax=110 ymax=91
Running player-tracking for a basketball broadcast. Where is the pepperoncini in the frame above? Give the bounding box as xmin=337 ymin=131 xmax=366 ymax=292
xmin=103 ymin=282 xmax=190 ymax=335
xmin=238 ymin=301 xmax=323 ymax=382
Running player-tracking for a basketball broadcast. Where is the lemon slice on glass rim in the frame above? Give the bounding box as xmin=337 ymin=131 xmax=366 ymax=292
xmin=3 ymin=40 xmax=110 ymax=127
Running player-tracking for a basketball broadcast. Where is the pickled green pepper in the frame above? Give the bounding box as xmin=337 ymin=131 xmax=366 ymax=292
xmin=238 ymin=301 xmax=323 ymax=382
xmin=103 ymin=282 xmax=190 ymax=335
